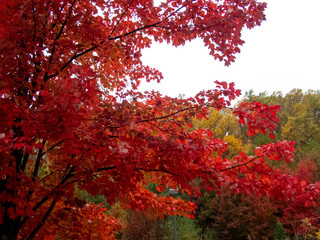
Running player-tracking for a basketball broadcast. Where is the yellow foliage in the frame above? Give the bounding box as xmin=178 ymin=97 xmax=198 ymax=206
xmin=193 ymin=108 xmax=242 ymax=140
xmin=192 ymin=108 xmax=247 ymax=158
xmin=281 ymin=117 xmax=295 ymax=140
xmin=107 ymin=202 xmax=128 ymax=225
xmin=223 ymin=135 xmax=243 ymax=158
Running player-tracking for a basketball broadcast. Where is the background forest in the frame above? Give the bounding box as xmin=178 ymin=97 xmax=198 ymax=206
xmin=76 ymin=89 xmax=320 ymax=240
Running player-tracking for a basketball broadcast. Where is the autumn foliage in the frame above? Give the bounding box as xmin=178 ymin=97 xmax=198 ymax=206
xmin=0 ymin=0 xmax=319 ymax=239
xmin=194 ymin=185 xmax=277 ymax=239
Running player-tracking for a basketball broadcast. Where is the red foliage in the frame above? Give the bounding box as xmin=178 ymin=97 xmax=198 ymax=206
xmin=206 ymin=186 xmax=277 ymax=240
xmin=294 ymin=159 xmax=318 ymax=184
xmin=234 ymin=101 xmax=281 ymax=138
xmin=51 ymin=203 xmax=123 ymax=240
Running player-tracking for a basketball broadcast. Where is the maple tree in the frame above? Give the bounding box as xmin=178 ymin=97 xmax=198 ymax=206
xmin=1 ymin=0 xmax=319 ymax=239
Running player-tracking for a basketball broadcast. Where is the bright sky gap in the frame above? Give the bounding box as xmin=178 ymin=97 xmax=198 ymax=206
xmin=140 ymin=0 xmax=320 ymax=98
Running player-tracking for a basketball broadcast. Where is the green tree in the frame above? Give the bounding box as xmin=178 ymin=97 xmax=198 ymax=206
xmin=273 ymin=221 xmax=287 ymax=240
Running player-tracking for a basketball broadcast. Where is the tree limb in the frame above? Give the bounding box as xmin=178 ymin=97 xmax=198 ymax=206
xmin=108 ymin=0 xmax=135 ymax=39
xmin=26 ymin=200 xmax=56 ymax=240
xmin=44 ymin=0 xmax=78 ymax=81
xmin=33 ymin=140 xmax=47 ymax=178
xmin=21 ymin=153 xmax=29 ymax=172
xmin=20 ymin=165 xmax=75 ymax=229
xmin=45 ymin=2 xmax=187 ymax=80
xmin=219 ymin=155 xmax=259 ymax=172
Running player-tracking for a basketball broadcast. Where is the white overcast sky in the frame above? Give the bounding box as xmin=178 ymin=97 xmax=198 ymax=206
xmin=140 ymin=0 xmax=320 ymax=98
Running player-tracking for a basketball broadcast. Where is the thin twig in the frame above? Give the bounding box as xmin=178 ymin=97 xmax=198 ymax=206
xmin=219 ymin=155 xmax=259 ymax=172
xmin=108 ymin=0 xmax=135 ymax=38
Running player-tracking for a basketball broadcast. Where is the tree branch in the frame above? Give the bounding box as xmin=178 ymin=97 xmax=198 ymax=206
xmin=146 ymin=121 xmax=175 ymax=135
xmin=108 ymin=0 xmax=135 ymax=39
xmin=55 ymin=223 xmax=72 ymax=231
xmin=108 ymin=21 xmax=162 ymax=41
xmin=44 ymin=0 xmax=78 ymax=81
xmin=14 ymin=149 xmax=23 ymax=173
xmin=147 ymin=168 xmax=178 ymax=176
xmin=42 ymin=140 xmax=64 ymax=155
xmin=46 ymin=41 xmax=103 ymax=80
xmin=137 ymin=105 xmax=202 ymax=124
xmin=104 ymin=103 xmax=210 ymax=130
xmin=31 ymin=0 xmax=37 ymax=42
xmin=21 ymin=153 xmax=29 ymax=172
xmin=26 ymin=200 xmax=56 ymax=240
xmin=20 ymin=165 xmax=74 ymax=229
xmin=33 ymin=140 xmax=46 ymax=178
xmin=219 ymin=155 xmax=259 ymax=172
xmin=97 ymin=166 xmax=117 ymax=171
xmin=108 ymin=4 xmax=186 ymax=41
xmin=45 ymin=2 xmax=186 ymax=80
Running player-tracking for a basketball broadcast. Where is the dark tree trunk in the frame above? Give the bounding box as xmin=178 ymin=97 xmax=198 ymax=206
xmin=0 ymin=179 xmax=21 ymax=240
xmin=0 ymin=218 xmax=20 ymax=240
